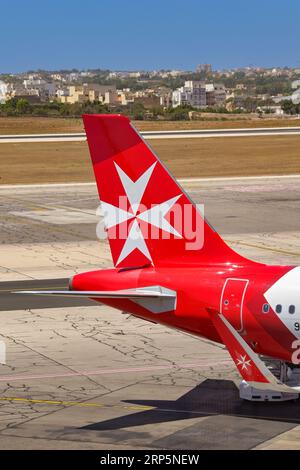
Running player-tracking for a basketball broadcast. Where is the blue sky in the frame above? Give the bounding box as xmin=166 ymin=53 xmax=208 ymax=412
xmin=1 ymin=0 xmax=300 ymax=72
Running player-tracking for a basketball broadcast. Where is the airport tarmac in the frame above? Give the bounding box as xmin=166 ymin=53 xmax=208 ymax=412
xmin=0 ymin=176 xmax=300 ymax=449
xmin=1 ymin=126 xmax=300 ymax=143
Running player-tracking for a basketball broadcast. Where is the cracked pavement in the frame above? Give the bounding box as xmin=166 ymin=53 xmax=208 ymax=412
xmin=0 ymin=178 xmax=300 ymax=449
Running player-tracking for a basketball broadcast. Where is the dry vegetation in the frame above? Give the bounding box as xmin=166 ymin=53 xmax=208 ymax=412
xmin=0 ymin=116 xmax=299 ymax=135
xmin=0 ymin=117 xmax=84 ymax=135
xmin=0 ymin=135 xmax=300 ymax=184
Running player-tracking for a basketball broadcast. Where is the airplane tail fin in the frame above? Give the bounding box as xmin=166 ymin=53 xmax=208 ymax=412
xmin=83 ymin=114 xmax=246 ymax=268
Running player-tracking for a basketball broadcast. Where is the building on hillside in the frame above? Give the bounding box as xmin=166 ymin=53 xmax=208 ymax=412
xmin=205 ymin=84 xmax=215 ymax=106
xmin=196 ymin=64 xmax=212 ymax=74
xmin=169 ymin=70 xmax=185 ymax=77
xmin=0 ymin=81 xmax=9 ymax=103
xmin=6 ymin=83 xmax=40 ymax=101
xmin=172 ymin=81 xmax=206 ymax=108
xmin=205 ymin=83 xmax=227 ymax=106
xmin=23 ymin=78 xmax=56 ymax=100
xmin=66 ymin=72 xmax=80 ymax=82
xmin=213 ymin=83 xmax=227 ymax=105
xmin=58 ymin=84 xmax=117 ymax=104
xmin=155 ymin=86 xmax=172 ymax=109
xmin=56 ymin=88 xmax=70 ymax=99
xmin=172 ymin=81 xmax=226 ymax=109
xmin=128 ymin=72 xmax=141 ymax=78
xmin=160 ymin=92 xmax=173 ymax=108
xmin=117 ymin=91 xmax=134 ymax=106
xmin=104 ymin=91 xmax=120 ymax=105
xmin=51 ymin=74 xmax=67 ymax=82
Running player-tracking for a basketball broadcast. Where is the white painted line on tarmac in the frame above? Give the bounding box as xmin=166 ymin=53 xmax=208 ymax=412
xmin=1 ymin=126 xmax=299 ymax=138
xmin=0 ymin=126 xmax=300 ymax=143
xmin=1 ymin=174 xmax=300 ymax=190
xmin=178 ymin=174 xmax=300 ymax=183
xmin=0 ymin=182 xmax=96 ymax=190
xmin=146 ymin=131 xmax=300 ymax=139
xmin=144 ymin=126 xmax=300 ymax=133
xmin=0 ymin=137 xmax=86 ymax=143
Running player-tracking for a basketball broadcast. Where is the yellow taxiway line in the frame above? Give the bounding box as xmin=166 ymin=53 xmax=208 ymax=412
xmin=0 ymin=396 xmax=153 ymax=411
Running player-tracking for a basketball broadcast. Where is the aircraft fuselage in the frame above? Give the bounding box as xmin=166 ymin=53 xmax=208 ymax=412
xmin=72 ymin=262 xmax=300 ymax=364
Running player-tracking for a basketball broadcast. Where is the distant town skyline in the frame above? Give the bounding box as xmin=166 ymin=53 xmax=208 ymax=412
xmin=1 ymin=0 xmax=300 ymax=73
xmin=1 ymin=65 xmax=300 ymax=76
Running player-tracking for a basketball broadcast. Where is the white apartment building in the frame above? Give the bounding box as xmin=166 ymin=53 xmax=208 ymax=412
xmin=172 ymin=81 xmax=206 ymax=108
xmin=51 ymin=74 xmax=66 ymax=82
xmin=172 ymin=81 xmax=226 ymax=108
xmin=0 ymin=81 xmax=9 ymax=103
xmin=23 ymin=78 xmax=56 ymax=99
xmin=56 ymin=88 xmax=70 ymax=98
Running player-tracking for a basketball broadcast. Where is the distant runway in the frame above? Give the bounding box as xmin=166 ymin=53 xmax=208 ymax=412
xmin=1 ymin=173 xmax=300 ymax=190
xmin=1 ymin=126 xmax=300 ymax=143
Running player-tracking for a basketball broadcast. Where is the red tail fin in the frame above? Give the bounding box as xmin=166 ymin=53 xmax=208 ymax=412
xmin=83 ymin=114 xmax=244 ymax=268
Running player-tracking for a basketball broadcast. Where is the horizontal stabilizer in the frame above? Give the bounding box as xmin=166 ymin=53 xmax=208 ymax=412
xmin=16 ymin=285 xmax=176 ymax=300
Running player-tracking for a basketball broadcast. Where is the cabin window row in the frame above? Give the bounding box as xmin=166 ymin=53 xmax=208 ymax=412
xmin=262 ymin=303 xmax=296 ymax=314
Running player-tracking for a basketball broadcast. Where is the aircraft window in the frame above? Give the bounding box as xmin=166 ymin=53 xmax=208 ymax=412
xmin=276 ymin=304 xmax=282 ymax=313
xmin=289 ymin=305 xmax=296 ymax=314
xmin=262 ymin=303 xmax=270 ymax=313
xmin=224 ymin=299 xmax=229 ymax=306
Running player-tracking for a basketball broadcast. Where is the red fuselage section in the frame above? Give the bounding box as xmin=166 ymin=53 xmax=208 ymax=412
xmin=72 ymin=262 xmax=299 ymax=364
